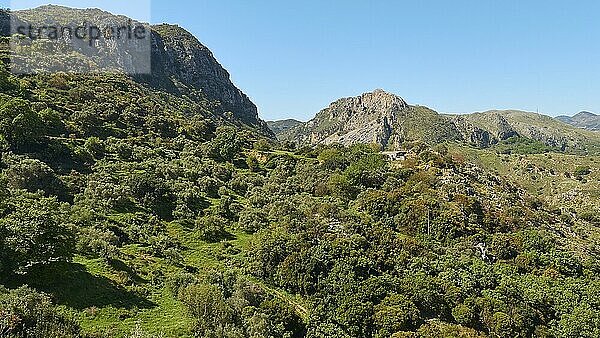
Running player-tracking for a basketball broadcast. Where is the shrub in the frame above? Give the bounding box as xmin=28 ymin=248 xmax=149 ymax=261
xmin=76 ymin=226 xmax=119 ymax=259
xmin=84 ymin=137 xmax=106 ymax=160
xmin=0 ymin=97 xmax=44 ymax=149
xmin=253 ymin=139 xmax=271 ymax=152
xmin=0 ymin=286 xmax=81 ymax=337
xmin=238 ymin=208 xmax=269 ymax=234
xmin=4 ymin=158 xmax=67 ymax=200
xmin=178 ymin=283 xmax=233 ymax=336
xmin=374 ymin=294 xmax=421 ymax=335
xmin=196 ymin=215 xmax=229 ymax=242
xmin=246 ymin=155 xmax=261 ymax=172
xmin=574 ymin=166 xmax=591 ymax=177
xmin=0 ymin=192 xmax=75 ymax=275
xmin=129 ymin=173 xmax=176 ymax=219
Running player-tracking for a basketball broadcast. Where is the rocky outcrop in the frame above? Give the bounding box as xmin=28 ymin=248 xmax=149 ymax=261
xmin=451 ymin=116 xmax=494 ymax=148
xmin=4 ymin=6 xmax=273 ymax=136
xmin=148 ymin=24 xmax=271 ymax=134
xmin=275 ymin=90 xmax=600 ymax=152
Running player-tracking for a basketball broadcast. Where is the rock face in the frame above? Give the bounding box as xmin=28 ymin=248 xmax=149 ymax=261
xmin=300 ymin=89 xmax=409 ymax=147
xmin=148 ymin=24 xmax=271 ymax=134
xmin=279 ymin=89 xmax=462 ymax=149
xmin=276 ymin=89 xmax=600 ymax=151
xmin=556 ymin=112 xmax=600 ymax=132
xmin=4 ymin=5 xmax=272 ymax=136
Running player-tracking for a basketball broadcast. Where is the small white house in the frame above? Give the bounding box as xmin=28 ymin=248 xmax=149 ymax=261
xmin=381 ymin=151 xmax=407 ymax=161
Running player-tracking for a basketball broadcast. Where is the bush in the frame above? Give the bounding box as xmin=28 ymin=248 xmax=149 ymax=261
xmin=196 ymin=215 xmax=229 ymax=242
xmin=4 ymin=158 xmax=67 ymax=200
xmin=0 ymin=286 xmax=81 ymax=337
xmin=76 ymin=226 xmax=119 ymax=259
xmin=178 ymin=283 xmax=233 ymax=336
xmin=77 ymin=174 xmax=131 ymax=212
xmin=574 ymin=166 xmax=591 ymax=177
xmin=253 ymin=139 xmax=271 ymax=152
xmin=0 ymin=97 xmax=45 ymax=149
xmin=173 ymin=183 xmax=208 ymax=220
xmin=246 ymin=155 xmax=261 ymax=172
xmin=374 ymin=294 xmax=421 ymax=335
xmin=84 ymin=137 xmax=106 ymax=160
xmin=238 ymin=208 xmax=269 ymax=234
xmin=198 ymin=176 xmax=222 ymax=198
xmin=129 ymin=172 xmax=176 ymax=219
xmin=0 ymin=192 xmax=75 ymax=275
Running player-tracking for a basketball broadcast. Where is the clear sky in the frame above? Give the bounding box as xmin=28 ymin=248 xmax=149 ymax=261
xmin=5 ymin=0 xmax=600 ymax=121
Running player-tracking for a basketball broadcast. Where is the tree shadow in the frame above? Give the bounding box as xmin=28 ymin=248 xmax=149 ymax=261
xmin=2 ymin=262 xmax=155 ymax=310
xmin=108 ymin=258 xmax=147 ymax=285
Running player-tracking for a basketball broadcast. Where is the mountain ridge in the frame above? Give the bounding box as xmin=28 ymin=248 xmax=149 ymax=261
xmin=556 ymin=111 xmax=600 ymax=131
xmin=272 ymin=89 xmax=600 ymax=152
xmin=3 ymin=5 xmax=273 ymax=136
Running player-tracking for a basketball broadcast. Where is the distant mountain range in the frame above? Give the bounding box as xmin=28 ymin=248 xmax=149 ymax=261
xmin=556 ymin=112 xmax=600 ymax=131
xmin=266 ymin=119 xmax=303 ymax=135
xmin=271 ymin=89 xmax=600 ymax=152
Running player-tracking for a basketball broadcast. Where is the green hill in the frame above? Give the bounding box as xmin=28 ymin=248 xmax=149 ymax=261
xmin=0 ymin=7 xmax=600 ymax=338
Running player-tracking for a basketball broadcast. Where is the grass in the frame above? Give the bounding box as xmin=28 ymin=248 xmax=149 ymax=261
xmin=75 ymin=287 xmax=193 ymax=338
xmin=0 ymin=209 xmax=266 ymax=337
xmin=70 ymin=222 xmax=243 ymax=337
xmin=449 ymin=145 xmax=600 ymax=212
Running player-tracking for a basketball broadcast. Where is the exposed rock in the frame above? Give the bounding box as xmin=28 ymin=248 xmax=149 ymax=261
xmin=2 ymin=6 xmax=273 ymax=136
xmin=274 ymin=90 xmax=600 ymax=152
xmin=279 ymin=89 xmax=462 ymax=149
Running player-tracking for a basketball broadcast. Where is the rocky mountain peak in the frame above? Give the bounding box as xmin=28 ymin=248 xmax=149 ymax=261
xmin=333 ymin=89 xmax=408 ymax=114
xmin=3 ymin=6 xmax=273 ymax=136
xmin=275 ymin=90 xmax=457 ymax=149
xmin=272 ymin=90 xmax=600 ymax=152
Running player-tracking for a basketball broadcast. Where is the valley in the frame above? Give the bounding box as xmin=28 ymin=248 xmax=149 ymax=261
xmin=0 ymin=5 xmax=599 ymax=338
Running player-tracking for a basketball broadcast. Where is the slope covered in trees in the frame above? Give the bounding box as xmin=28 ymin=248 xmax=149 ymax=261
xmin=0 ymin=6 xmax=599 ymax=338
xmin=0 ymin=53 xmax=599 ymax=337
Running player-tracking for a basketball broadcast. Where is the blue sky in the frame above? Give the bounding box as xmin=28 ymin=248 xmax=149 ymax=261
xmin=5 ymin=1 xmax=600 ymax=121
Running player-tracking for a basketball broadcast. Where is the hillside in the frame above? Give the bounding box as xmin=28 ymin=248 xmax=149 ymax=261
xmin=275 ymin=90 xmax=600 ymax=153
xmin=449 ymin=144 xmax=600 ymax=247
xmin=456 ymin=110 xmax=600 ymax=151
xmin=2 ymin=63 xmax=600 ymax=335
xmin=267 ymin=119 xmax=303 ymax=135
xmin=1 ymin=6 xmax=600 ymax=338
xmin=556 ymin=112 xmax=600 ymax=131
xmin=2 ymin=5 xmax=272 ymax=136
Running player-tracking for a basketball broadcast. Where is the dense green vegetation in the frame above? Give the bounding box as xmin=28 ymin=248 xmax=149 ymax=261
xmin=1 ymin=55 xmax=600 ymax=338
xmin=492 ymin=136 xmax=561 ymax=155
